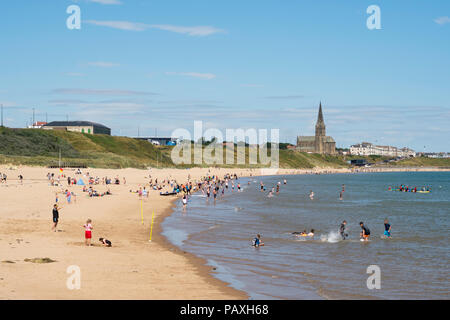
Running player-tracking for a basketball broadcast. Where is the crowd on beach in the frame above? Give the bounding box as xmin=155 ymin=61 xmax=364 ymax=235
xmin=4 ymin=166 xmax=402 ymax=251
xmin=47 ymin=168 xmax=124 ymax=247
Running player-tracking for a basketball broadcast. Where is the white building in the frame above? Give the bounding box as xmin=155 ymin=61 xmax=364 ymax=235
xmin=350 ymin=142 xmax=416 ymax=157
xmin=27 ymin=121 xmax=47 ymax=129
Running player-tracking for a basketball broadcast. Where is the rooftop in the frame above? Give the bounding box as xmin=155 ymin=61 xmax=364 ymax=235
xmin=44 ymin=121 xmax=110 ymax=129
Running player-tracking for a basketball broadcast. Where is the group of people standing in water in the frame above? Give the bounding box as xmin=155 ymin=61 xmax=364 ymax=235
xmin=339 ymin=219 xmax=392 ymax=241
xmin=388 ymin=185 xmax=430 ymax=192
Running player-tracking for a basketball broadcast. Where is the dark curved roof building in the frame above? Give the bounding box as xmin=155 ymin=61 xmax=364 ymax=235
xmin=43 ymin=121 xmax=111 ymax=135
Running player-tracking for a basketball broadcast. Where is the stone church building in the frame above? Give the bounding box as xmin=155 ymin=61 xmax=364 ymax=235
xmin=296 ymin=103 xmax=336 ymax=154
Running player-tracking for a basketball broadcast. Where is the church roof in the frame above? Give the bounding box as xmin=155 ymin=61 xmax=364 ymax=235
xmin=297 ymin=136 xmax=335 ymax=143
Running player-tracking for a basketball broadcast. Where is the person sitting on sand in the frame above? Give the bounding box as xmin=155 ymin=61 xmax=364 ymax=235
xmin=99 ymin=237 xmax=112 ymax=247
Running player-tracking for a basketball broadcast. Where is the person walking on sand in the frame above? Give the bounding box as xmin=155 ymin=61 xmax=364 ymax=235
xmin=83 ymin=219 xmax=93 ymax=246
xmin=65 ymin=189 xmax=72 ymax=204
xmin=52 ymin=204 xmax=61 ymax=232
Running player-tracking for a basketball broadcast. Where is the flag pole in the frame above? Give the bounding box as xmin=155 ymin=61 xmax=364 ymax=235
xmin=149 ymin=210 xmax=155 ymax=242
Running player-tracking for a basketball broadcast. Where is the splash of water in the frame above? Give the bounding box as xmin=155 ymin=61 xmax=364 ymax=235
xmin=320 ymin=231 xmax=341 ymax=243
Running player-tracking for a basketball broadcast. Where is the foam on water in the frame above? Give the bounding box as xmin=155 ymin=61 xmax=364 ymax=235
xmin=320 ymin=230 xmax=341 ymax=243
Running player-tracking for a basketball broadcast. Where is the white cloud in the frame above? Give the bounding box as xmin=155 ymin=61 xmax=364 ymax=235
xmin=264 ymin=95 xmax=305 ymax=100
xmin=85 ymin=20 xmax=148 ymax=31
xmin=87 ymin=61 xmax=120 ymax=68
xmin=165 ymin=72 xmax=216 ymax=80
xmin=52 ymin=88 xmax=157 ymax=96
xmin=84 ymin=20 xmax=226 ymax=36
xmin=88 ymin=0 xmax=122 ymax=5
xmin=241 ymin=84 xmax=264 ymax=88
xmin=150 ymin=25 xmax=226 ymax=36
xmin=434 ymin=16 xmax=450 ymax=25
xmin=0 ymin=101 xmax=17 ymax=107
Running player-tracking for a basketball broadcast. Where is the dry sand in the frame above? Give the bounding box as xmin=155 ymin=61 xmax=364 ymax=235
xmin=1 ymin=165 xmax=448 ymax=300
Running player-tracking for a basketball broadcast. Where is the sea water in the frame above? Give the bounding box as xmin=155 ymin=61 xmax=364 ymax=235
xmin=161 ymin=172 xmax=450 ymax=299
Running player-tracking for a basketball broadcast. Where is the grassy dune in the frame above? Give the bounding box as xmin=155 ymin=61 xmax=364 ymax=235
xmin=1 ymin=127 xmax=448 ymax=169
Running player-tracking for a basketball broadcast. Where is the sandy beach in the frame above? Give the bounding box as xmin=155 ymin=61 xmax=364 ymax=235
xmin=1 ymin=165 xmax=449 ymax=300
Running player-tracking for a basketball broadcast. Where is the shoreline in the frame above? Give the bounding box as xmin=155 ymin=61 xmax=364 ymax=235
xmin=150 ymin=196 xmax=249 ymax=299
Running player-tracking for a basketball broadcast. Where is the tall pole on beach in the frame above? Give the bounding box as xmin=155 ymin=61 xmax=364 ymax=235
xmin=149 ymin=210 xmax=155 ymax=242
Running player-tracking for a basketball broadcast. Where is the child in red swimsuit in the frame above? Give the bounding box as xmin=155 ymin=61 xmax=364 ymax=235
xmin=83 ymin=219 xmax=93 ymax=246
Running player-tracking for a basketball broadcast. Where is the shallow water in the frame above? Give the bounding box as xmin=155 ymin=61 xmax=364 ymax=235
xmin=162 ymin=172 xmax=450 ymax=299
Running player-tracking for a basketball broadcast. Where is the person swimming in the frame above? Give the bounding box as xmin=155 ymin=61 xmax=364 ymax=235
xmin=307 ymin=229 xmax=314 ymax=237
xmin=252 ymin=234 xmax=264 ymax=247
xmin=294 ymin=230 xmax=307 ymax=236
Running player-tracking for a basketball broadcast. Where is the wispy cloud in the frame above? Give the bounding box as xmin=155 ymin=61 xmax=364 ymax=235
xmin=150 ymin=25 xmax=225 ymax=36
xmin=264 ymin=95 xmax=305 ymax=100
xmin=49 ymin=99 xmax=87 ymax=104
xmin=241 ymin=84 xmax=264 ymax=88
xmin=87 ymin=0 xmax=122 ymax=5
xmin=84 ymin=20 xmax=226 ymax=36
xmin=0 ymin=101 xmax=18 ymax=107
xmin=434 ymin=16 xmax=450 ymax=25
xmin=165 ymin=72 xmax=216 ymax=80
xmin=51 ymin=88 xmax=158 ymax=96
xmin=85 ymin=20 xmax=148 ymax=31
xmin=87 ymin=61 xmax=120 ymax=68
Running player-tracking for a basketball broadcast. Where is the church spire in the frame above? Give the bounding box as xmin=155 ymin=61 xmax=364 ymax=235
xmin=317 ymin=101 xmax=324 ymax=123
xmin=315 ymin=102 xmax=326 ymax=137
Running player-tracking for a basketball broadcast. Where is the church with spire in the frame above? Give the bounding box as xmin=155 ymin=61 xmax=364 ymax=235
xmin=296 ymin=102 xmax=336 ymax=154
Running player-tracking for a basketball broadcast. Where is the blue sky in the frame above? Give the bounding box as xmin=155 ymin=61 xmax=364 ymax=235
xmin=0 ymin=0 xmax=449 ymax=151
